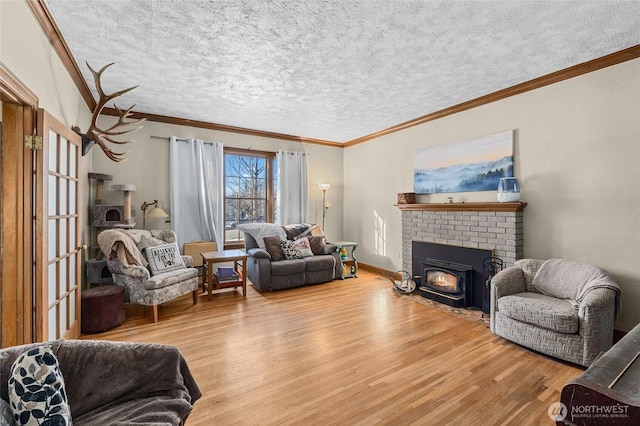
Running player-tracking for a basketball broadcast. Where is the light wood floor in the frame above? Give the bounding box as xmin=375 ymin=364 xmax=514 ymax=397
xmin=83 ymin=270 xmax=584 ymax=425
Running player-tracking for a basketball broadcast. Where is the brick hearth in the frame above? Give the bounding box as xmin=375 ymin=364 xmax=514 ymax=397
xmin=398 ymin=202 xmax=527 ymax=271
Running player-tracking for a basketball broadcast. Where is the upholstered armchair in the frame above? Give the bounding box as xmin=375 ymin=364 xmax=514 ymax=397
xmin=490 ymin=258 xmax=621 ymax=367
xmin=98 ymin=229 xmax=199 ymax=322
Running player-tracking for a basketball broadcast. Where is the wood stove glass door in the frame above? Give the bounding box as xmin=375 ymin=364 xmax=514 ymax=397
xmin=425 ymin=269 xmax=461 ymax=294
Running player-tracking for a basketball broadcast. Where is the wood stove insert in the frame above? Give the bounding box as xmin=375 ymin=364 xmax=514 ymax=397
xmin=420 ymin=258 xmax=473 ymax=308
xmin=412 ymin=241 xmax=492 ymax=309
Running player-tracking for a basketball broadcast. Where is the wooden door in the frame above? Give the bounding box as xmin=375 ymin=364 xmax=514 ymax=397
xmin=0 ymin=103 xmax=35 ymax=346
xmin=36 ymin=109 xmax=83 ymax=341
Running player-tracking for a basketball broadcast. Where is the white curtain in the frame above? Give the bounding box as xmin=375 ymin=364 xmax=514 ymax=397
xmin=276 ymin=150 xmax=309 ymax=224
xmin=169 ymin=137 xmax=224 ymax=250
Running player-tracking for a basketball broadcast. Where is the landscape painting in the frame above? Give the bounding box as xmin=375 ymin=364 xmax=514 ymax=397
xmin=414 ymin=130 xmax=514 ymax=194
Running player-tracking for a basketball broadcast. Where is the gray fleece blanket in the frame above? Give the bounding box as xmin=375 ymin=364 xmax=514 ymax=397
xmin=0 ymin=339 xmax=202 ymax=425
xmin=532 ymin=258 xmax=621 ymax=321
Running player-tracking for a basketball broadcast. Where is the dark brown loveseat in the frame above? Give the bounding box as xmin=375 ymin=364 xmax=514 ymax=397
xmin=0 ymin=339 xmax=201 ymax=425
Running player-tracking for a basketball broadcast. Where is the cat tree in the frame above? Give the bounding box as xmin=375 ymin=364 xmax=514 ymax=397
xmin=86 ymin=173 xmax=137 ymax=286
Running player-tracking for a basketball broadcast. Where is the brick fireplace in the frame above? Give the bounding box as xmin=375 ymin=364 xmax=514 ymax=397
xmin=398 ymin=202 xmax=526 ymax=311
xmin=398 ymin=201 xmax=527 ymax=273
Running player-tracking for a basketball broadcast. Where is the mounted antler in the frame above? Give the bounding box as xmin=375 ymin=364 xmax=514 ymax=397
xmin=75 ymin=62 xmax=145 ymax=162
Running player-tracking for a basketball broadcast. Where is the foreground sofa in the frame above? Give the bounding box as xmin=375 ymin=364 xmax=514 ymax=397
xmin=0 ymin=339 xmax=201 ymax=425
xmin=240 ymin=223 xmax=341 ymax=291
xmin=490 ymin=258 xmax=621 ymax=367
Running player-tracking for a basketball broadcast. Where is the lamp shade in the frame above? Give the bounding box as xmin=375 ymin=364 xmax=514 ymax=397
xmin=145 ymin=207 xmax=169 ymax=219
xmin=319 ymin=183 xmax=331 ymax=191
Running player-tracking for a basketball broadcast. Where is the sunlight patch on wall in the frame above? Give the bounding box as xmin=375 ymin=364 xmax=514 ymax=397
xmin=374 ymin=210 xmax=387 ymax=256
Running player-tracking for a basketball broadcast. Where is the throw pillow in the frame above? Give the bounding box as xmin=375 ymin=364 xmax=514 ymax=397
xmin=292 ymin=237 xmax=314 ymax=258
xmin=280 ymin=239 xmax=304 ymax=260
xmin=263 ymin=236 xmax=285 ymax=261
xmin=308 ymin=236 xmax=326 ymax=255
xmin=142 ymin=242 xmax=186 ymax=276
xmin=9 ymin=345 xmax=71 ymax=425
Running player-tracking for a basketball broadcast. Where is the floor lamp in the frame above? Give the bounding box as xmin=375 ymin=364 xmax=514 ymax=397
xmin=319 ymin=183 xmax=331 ymax=230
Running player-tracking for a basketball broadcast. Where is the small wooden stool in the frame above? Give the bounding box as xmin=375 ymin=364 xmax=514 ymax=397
xmin=81 ymin=285 xmax=125 ymax=333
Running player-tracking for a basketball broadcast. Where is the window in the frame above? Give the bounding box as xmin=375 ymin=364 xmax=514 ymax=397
xmin=224 ymin=148 xmax=277 ymax=243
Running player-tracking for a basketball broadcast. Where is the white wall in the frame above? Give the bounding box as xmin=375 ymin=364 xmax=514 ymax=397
xmin=344 ymin=59 xmax=640 ymax=331
xmin=90 ymin=118 xmax=344 ymax=242
xmin=1 ymin=0 xmax=93 ymax=245
xmin=0 ymin=0 xmax=91 ymax=130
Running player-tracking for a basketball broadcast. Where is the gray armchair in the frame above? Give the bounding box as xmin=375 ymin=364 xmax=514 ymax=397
xmin=98 ymin=229 xmax=199 ymax=322
xmin=490 ymin=258 xmax=620 ymax=367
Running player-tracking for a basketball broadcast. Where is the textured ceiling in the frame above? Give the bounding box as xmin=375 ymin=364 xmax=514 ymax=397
xmin=44 ymin=0 xmax=640 ymax=143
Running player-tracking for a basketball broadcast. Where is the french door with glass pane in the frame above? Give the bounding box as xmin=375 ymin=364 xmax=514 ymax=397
xmin=36 ymin=109 xmax=82 ymax=341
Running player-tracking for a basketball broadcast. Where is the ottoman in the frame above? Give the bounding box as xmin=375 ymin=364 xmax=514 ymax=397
xmin=81 ymin=285 xmax=125 ymax=333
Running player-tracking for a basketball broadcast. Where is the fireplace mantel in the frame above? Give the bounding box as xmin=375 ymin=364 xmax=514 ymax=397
xmin=395 ymin=201 xmax=527 ymax=212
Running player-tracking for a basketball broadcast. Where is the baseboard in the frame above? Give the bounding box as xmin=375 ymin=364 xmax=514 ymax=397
xmin=358 ymin=262 xmax=394 ymax=278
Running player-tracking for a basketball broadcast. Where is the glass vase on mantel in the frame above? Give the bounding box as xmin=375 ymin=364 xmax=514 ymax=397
xmin=497 ymin=177 xmax=520 ymax=202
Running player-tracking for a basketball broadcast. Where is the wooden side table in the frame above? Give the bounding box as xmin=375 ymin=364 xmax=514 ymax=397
xmin=201 ymin=249 xmax=249 ymax=301
xmin=330 ymin=241 xmax=358 ymax=279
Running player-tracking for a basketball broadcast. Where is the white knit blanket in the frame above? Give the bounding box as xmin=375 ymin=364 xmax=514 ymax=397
xmin=532 ymin=258 xmax=621 ymax=320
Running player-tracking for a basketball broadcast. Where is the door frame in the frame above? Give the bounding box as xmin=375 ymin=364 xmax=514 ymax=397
xmin=1 ymin=64 xmax=38 ymax=347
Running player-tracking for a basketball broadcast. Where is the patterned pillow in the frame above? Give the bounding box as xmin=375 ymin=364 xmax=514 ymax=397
xmin=280 ymin=239 xmax=304 ymax=260
xmin=292 ymin=237 xmax=314 ymax=258
xmin=142 ymin=242 xmax=186 ymax=275
xmin=9 ymin=345 xmax=71 ymax=425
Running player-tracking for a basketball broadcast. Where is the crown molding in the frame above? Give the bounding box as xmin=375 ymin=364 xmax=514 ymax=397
xmin=344 ymin=44 xmax=640 ymax=147
xmin=101 ymin=108 xmax=343 ymax=148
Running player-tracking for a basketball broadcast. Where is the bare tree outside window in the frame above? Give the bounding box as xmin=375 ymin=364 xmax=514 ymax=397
xmin=224 ymin=149 xmax=277 ymax=243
